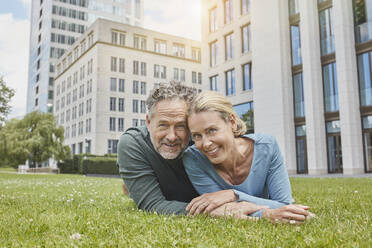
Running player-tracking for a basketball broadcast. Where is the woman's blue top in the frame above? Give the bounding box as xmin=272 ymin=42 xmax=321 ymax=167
xmin=183 ymin=134 xmax=293 ymax=217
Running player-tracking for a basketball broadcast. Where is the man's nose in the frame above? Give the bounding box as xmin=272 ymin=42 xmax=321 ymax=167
xmin=166 ymin=127 xmax=177 ymax=142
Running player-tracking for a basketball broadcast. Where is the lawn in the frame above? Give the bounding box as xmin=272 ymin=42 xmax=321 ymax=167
xmin=0 ymin=173 xmax=371 ymax=247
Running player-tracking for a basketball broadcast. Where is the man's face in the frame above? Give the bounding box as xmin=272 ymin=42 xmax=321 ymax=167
xmin=146 ymin=99 xmax=189 ymax=159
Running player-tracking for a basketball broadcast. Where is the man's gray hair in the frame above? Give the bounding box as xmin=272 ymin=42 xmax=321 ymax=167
xmin=146 ymin=81 xmax=196 ymax=118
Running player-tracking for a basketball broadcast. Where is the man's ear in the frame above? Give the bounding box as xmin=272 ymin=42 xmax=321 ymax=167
xmin=146 ymin=114 xmax=150 ymax=128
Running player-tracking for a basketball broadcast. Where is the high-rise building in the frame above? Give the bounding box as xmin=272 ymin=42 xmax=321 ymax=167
xmin=201 ymin=0 xmax=371 ymax=175
xmin=53 ymin=18 xmax=202 ymax=155
xmin=26 ymin=0 xmax=144 ymax=114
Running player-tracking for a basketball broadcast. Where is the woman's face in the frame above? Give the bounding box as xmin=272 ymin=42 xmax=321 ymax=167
xmin=188 ymin=111 xmax=236 ymax=165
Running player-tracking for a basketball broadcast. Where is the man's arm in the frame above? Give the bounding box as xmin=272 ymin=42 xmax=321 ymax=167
xmin=117 ymin=133 xmax=188 ymax=215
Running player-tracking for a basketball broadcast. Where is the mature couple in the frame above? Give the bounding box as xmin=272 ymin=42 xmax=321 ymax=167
xmin=118 ymin=82 xmax=311 ymax=224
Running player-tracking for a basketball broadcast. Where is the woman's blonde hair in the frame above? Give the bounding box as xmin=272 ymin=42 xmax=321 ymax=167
xmin=188 ymin=91 xmax=247 ymax=137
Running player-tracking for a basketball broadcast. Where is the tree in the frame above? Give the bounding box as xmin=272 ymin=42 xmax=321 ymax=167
xmin=0 ymin=77 xmax=15 ymax=125
xmin=241 ymin=109 xmax=254 ymax=134
xmin=0 ymin=112 xmax=70 ymax=168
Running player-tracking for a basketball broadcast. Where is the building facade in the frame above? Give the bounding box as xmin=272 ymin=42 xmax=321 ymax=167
xmin=53 ymin=18 xmax=202 ymax=155
xmin=202 ymin=0 xmax=372 ymax=175
xmin=26 ymin=0 xmax=144 ymax=115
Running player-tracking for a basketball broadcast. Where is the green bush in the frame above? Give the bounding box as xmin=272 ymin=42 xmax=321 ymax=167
xmin=82 ymin=157 xmax=118 ymax=175
xmin=58 ymin=158 xmax=77 ymax=174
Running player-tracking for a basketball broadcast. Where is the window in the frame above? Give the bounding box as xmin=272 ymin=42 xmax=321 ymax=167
xmin=198 ymin=72 xmax=202 ymax=84
xmin=141 ymin=62 xmax=146 ymax=76
xmin=107 ymin=139 xmax=119 ymax=154
xmin=161 ymin=66 xmax=167 ymax=79
xmin=141 ymin=81 xmax=146 ymax=95
xmin=210 ymin=41 xmax=218 ymax=66
xmin=134 ymin=35 xmax=146 ymax=50
xmin=224 ymin=0 xmax=234 ymax=24
xmin=140 ymin=100 xmax=146 ymax=113
xmin=154 ymin=39 xmax=167 ymax=54
xmin=111 ymin=56 xmax=117 ymax=72
xmin=132 ymin=119 xmax=139 ymax=127
xmin=133 ymin=80 xmax=139 ymax=94
xmin=225 ymin=69 xmax=236 ymax=96
xmin=119 ymin=79 xmax=125 ymax=92
xmin=290 ymin=24 xmax=302 ymax=66
xmin=357 ymin=51 xmax=372 ymax=106
xmin=192 ymin=48 xmax=201 ymax=61
xmin=110 ymin=97 xmax=116 ymax=111
xmin=174 ymin=68 xmax=179 ymax=80
xmin=119 ymin=58 xmax=125 ymax=73
xmin=173 ymin=43 xmax=185 ymax=57
xmin=319 ymin=8 xmax=335 ymax=56
xmin=110 ymin=78 xmax=117 ymax=91
xmin=140 ymin=119 xmax=146 ymax=126
xmin=289 ymin=0 xmax=299 ymax=16
xmin=241 ymin=0 xmax=250 ymax=15
xmin=192 ymin=71 xmax=197 ymax=84
xmin=209 ymin=7 xmax=217 ymax=32
xmin=133 ymin=60 xmax=139 ymax=75
xmin=132 ymin=99 xmax=138 ymax=113
xmin=225 ymin=33 xmax=234 ymax=60
xmin=242 ymin=63 xmax=252 ymax=90
xmin=109 ymin=117 xmax=116 ymax=131
xmin=119 ymin=98 xmax=125 ymax=112
xmin=242 ymin=25 xmax=251 ymax=53
xmin=293 ymin=73 xmax=305 ymax=117
xmin=322 ymin=62 xmax=339 ymax=112
xmin=180 ymin=69 xmax=185 ymax=82
xmin=119 ymin=32 xmax=126 ymax=45
xmin=118 ymin=118 xmax=124 ymax=132
xmin=210 ymin=75 xmax=218 ymax=91
xmin=154 ymin=64 xmax=160 ymax=78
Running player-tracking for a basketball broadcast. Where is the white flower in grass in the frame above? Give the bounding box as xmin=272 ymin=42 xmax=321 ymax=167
xmin=186 ymin=228 xmax=191 ymax=233
xmin=354 ymin=190 xmax=358 ymax=194
xmin=70 ymin=233 xmax=82 ymax=240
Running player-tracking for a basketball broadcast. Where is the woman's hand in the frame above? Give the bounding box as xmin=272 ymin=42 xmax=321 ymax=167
xmin=210 ymin=201 xmax=268 ymax=219
xmin=262 ymin=204 xmax=311 ymax=224
xmin=186 ymin=190 xmax=237 ymax=215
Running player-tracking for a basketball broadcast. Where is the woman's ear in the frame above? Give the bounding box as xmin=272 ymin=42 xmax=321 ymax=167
xmin=229 ymin=114 xmax=238 ymax=131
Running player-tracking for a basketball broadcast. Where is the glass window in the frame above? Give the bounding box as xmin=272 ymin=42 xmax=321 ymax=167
xmin=192 ymin=71 xmax=197 ymax=84
xmin=319 ymin=8 xmax=335 ymax=56
xmin=155 ymin=39 xmax=167 ymax=54
xmin=210 ymin=7 xmax=217 ymax=32
xmin=132 ymin=99 xmax=138 ymax=113
xmin=293 ymin=73 xmax=305 ymax=117
xmin=119 ymin=98 xmax=125 ymax=112
xmin=133 ymin=80 xmax=139 ymax=94
xmin=290 ymin=24 xmax=302 ymax=66
xmin=110 ymin=77 xmax=117 ymax=91
xmin=233 ymin=101 xmax=254 ymax=133
xmin=140 ymin=100 xmax=146 ymax=113
xmin=132 ymin=119 xmax=138 ymax=127
xmin=141 ymin=62 xmax=146 ymax=76
xmin=242 ymin=63 xmax=252 ymax=91
xmin=119 ymin=79 xmax=125 ymax=92
xmin=173 ymin=43 xmax=185 ymax=57
xmin=180 ymin=69 xmax=185 ymax=82
xmin=119 ymin=58 xmax=125 ymax=73
xmin=225 ymin=33 xmax=234 ymax=60
xmin=225 ymin=69 xmax=236 ymax=96
xmin=210 ymin=75 xmax=218 ymax=91
xmin=109 ymin=117 xmax=116 ymax=131
xmin=241 ymin=0 xmax=250 ymax=15
xmin=210 ymin=41 xmax=218 ymax=67
xmin=174 ymin=68 xmax=179 ymax=80
xmin=357 ymin=51 xmax=372 ymax=106
xmin=133 ymin=60 xmax=139 ymax=75
xmin=118 ymin=118 xmax=124 ymax=132
xmin=326 ymin=120 xmax=341 ymax=133
xmin=289 ymin=0 xmax=299 ymax=16
xmin=322 ymin=62 xmax=339 ymax=112
xmin=224 ymin=0 xmax=233 ymax=24
xmin=110 ymin=97 xmax=116 ymax=111
xmin=141 ymin=81 xmax=146 ymax=95
xmin=242 ymin=25 xmax=251 ymax=53
xmin=110 ymin=56 xmax=117 ymax=72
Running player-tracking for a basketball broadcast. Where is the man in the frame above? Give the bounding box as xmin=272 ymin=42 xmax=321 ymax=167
xmin=117 ymin=82 xmax=261 ymax=217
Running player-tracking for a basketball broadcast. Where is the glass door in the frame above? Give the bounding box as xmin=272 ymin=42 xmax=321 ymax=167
xmin=326 ymin=120 xmax=343 ymax=173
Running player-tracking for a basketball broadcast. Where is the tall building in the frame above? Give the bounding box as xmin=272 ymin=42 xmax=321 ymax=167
xmin=201 ymin=0 xmax=371 ymax=175
xmin=53 ymin=18 xmax=202 ymax=155
xmin=26 ymin=0 xmax=144 ymax=114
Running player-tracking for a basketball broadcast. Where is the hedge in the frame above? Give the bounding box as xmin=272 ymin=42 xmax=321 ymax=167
xmin=82 ymin=157 xmax=118 ymax=175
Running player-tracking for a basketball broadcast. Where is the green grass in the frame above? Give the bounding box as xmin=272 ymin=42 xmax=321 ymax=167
xmin=0 ymin=167 xmax=17 ymax=173
xmin=0 ymin=173 xmax=371 ymax=247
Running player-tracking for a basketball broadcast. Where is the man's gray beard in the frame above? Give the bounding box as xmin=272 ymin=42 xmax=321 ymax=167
xmin=149 ymin=135 xmax=183 ymax=160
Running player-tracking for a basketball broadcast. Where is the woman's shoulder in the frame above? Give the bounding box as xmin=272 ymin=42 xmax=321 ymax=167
xmin=184 ymin=145 xmax=204 ymax=160
xmin=244 ymin=133 xmax=276 ymax=144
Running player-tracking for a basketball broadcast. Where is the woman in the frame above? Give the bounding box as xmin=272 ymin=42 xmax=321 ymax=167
xmin=183 ymin=91 xmax=311 ymax=223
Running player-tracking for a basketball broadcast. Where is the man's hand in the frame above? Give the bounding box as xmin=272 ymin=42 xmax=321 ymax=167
xmin=262 ymin=204 xmax=311 ymax=224
xmin=186 ymin=190 xmax=237 ymax=215
xmin=210 ymin=201 xmax=267 ymax=220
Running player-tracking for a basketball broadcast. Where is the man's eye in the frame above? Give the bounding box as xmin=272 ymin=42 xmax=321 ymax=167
xmin=176 ymin=124 xmax=186 ymax=130
xmin=208 ymin=128 xmax=217 ymax=134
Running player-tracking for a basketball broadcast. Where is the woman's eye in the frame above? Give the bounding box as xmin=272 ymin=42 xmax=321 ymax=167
xmin=192 ymin=134 xmax=201 ymax=140
xmin=208 ymin=128 xmax=217 ymax=134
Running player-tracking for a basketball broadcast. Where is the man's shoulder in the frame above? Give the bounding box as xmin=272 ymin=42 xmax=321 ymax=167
xmin=120 ymin=126 xmax=148 ymax=144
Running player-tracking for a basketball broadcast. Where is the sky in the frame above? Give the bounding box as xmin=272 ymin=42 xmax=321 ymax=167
xmin=0 ymin=0 xmax=201 ymax=120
